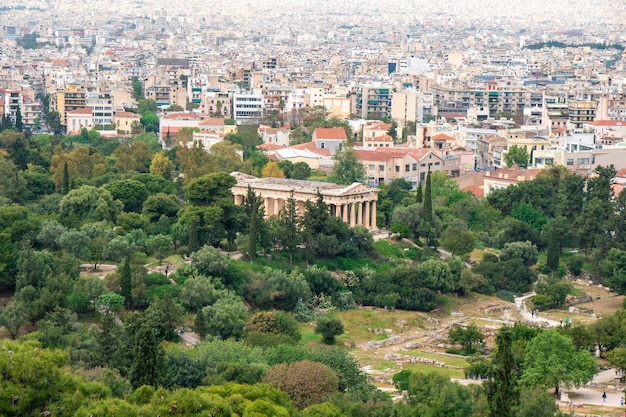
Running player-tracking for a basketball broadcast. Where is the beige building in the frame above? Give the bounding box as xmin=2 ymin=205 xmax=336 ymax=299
xmin=66 ymin=108 xmax=94 ymax=134
xmin=114 ymin=111 xmax=141 ymax=134
xmin=483 ymin=168 xmax=542 ymax=195
xmin=323 ymin=97 xmax=351 ymax=118
xmin=391 ymin=90 xmax=418 ymax=125
xmin=355 ymin=148 xmax=445 ymax=187
xmin=230 ymin=172 xmax=379 ymax=229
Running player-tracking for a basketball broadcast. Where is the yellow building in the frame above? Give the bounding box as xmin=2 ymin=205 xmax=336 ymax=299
xmin=114 ymin=111 xmax=142 ymax=134
xmin=54 ymin=84 xmax=86 ymax=125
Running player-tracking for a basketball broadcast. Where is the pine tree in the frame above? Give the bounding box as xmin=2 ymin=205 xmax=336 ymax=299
xmin=120 ymin=257 xmax=132 ymax=308
xmin=416 ymin=183 xmax=423 ymax=203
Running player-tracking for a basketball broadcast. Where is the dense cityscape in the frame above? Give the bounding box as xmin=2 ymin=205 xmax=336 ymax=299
xmin=1 ymin=0 xmax=626 ymax=416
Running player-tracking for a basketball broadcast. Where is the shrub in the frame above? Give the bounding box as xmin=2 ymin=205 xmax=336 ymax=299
xmin=566 ymin=256 xmax=584 ymax=276
xmin=263 ymin=361 xmax=339 ymax=408
xmin=315 ymin=317 xmax=344 ymax=344
xmin=495 ymin=290 xmax=515 ymax=303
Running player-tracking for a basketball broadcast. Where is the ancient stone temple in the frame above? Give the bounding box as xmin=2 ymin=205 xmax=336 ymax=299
xmin=230 ymin=172 xmax=379 ymax=230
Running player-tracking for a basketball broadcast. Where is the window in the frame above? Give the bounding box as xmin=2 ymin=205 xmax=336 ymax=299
xmin=577 ymin=158 xmax=589 ymax=165
xmin=420 ymin=163 xmax=426 ymax=167
xmin=412 ymin=163 xmax=417 ymax=171
xmin=405 ymin=164 xmax=410 ymax=172
xmin=395 ymin=166 xmax=400 ymax=172
xmin=379 ymin=165 xmax=384 ymax=172
xmin=435 ymin=162 xmax=440 ymax=166
xmin=368 ymin=164 xmax=375 ymax=171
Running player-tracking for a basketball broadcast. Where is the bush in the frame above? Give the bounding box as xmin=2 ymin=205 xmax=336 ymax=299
xmin=315 ymin=317 xmax=344 ymax=344
xmin=263 ymin=361 xmax=339 ymax=409
xmin=566 ymin=256 xmax=584 ymax=276
xmin=148 ymin=272 xmax=169 ymax=286
xmin=495 ymin=290 xmax=515 ymax=303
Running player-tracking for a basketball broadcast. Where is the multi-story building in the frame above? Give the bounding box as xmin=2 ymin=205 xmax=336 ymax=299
xmin=86 ymin=92 xmax=113 ymax=128
xmin=356 ymin=148 xmax=445 ymax=187
xmin=391 ymin=90 xmax=418 ymax=125
xmin=22 ymin=99 xmax=41 ymax=130
xmin=568 ymin=99 xmax=597 ymax=129
xmin=232 ymin=93 xmax=263 ymax=122
xmin=356 ymin=85 xmax=392 ymax=119
xmin=54 ymin=84 xmax=87 ymax=125
xmin=0 ymin=88 xmax=23 ymax=124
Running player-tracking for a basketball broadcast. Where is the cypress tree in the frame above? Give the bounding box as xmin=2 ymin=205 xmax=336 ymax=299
xmin=487 ymin=327 xmax=519 ymax=417
xmin=15 ymin=107 xmax=23 ymax=132
xmin=243 ymin=185 xmax=264 ymax=258
xmin=194 ymin=310 xmax=208 ymax=339
xmin=423 ymin=168 xmax=433 ymax=224
xmin=188 ymin=219 xmax=199 ymax=253
xmin=120 ymin=257 xmax=132 ymax=308
xmin=416 ymin=182 xmax=423 ymax=203
xmin=62 ymin=161 xmax=70 ymax=195
xmin=129 ymin=322 xmax=161 ymax=388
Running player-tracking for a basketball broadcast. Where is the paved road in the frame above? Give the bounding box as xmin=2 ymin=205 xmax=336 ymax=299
xmin=514 ymin=292 xmax=561 ymax=327
xmin=179 ymin=331 xmax=201 ymax=346
xmin=568 ymin=387 xmax=624 ymax=407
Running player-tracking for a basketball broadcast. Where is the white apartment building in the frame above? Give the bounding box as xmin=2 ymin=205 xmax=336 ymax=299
xmin=232 ymin=93 xmax=263 ymax=122
xmin=85 ymin=92 xmax=113 ymax=128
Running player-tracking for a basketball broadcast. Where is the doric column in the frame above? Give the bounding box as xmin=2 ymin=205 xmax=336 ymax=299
xmin=364 ymin=200 xmax=371 ymax=228
xmin=371 ymin=201 xmax=377 ymax=229
xmin=335 ymin=203 xmax=342 ymax=218
xmin=273 ymin=198 xmax=279 ymax=215
xmin=342 ymin=203 xmax=348 ymax=223
xmin=264 ymin=198 xmax=270 ymax=215
xmin=234 ymin=194 xmax=243 ymax=205
xmin=350 ymin=202 xmax=356 ymax=227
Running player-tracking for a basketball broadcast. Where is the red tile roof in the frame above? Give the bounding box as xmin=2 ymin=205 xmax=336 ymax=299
xmin=198 ymin=117 xmax=225 ymax=126
xmin=432 ymin=133 xmax=455 ymax=141
xmin=115 ymin=111 xmax=141 ymax=118
xmin=67 ymin=108 xmax=92 ymax=115
xmin=162 ymin=112 xmax=202 ymax=120
xmin=587 ymin=120 xmax=625 ymax=127
xmin=312 ymin=127 xmax=348 ymax=140
xmin=258 ymin=143 xmax=288 ymax=151
xmin=365 ymin=134 xmax=393 ymax=142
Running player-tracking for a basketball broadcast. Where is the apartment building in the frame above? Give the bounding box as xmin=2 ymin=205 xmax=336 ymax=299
xmin=356 ymin=148 xmax=445 ymax=187
xmin=355 ymin=85 xmax=392 ymax=119
xmin=53 ymin=84 xmax=87 ymax=125
xmin=0 ymin=88 xmax=23 ymax=124
xmin=86 ymin=92 xmax=113 ymax=128
xmin=568 ymin=99 xmax=597 ymax=129
xmin=232 ymin=93 xmax=263 ymax=122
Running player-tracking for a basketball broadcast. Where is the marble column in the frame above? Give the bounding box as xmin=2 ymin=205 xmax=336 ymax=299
xmin=349 ymin=202 xmax=356 ymax=227
xmin=263 ymin=198 xmax=270 ymax=214
xmin=364 ymin=200 xmax=370 ymax=228
xmin=342 ymin=203 xmax=348 ymax=223
xmin=371 ymin=201 xmax=377 ymax=229
xmin=273 ymin=198 xmax=279 ymax=215
xmin=335 ymin=203 xmax=342 ymax=218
